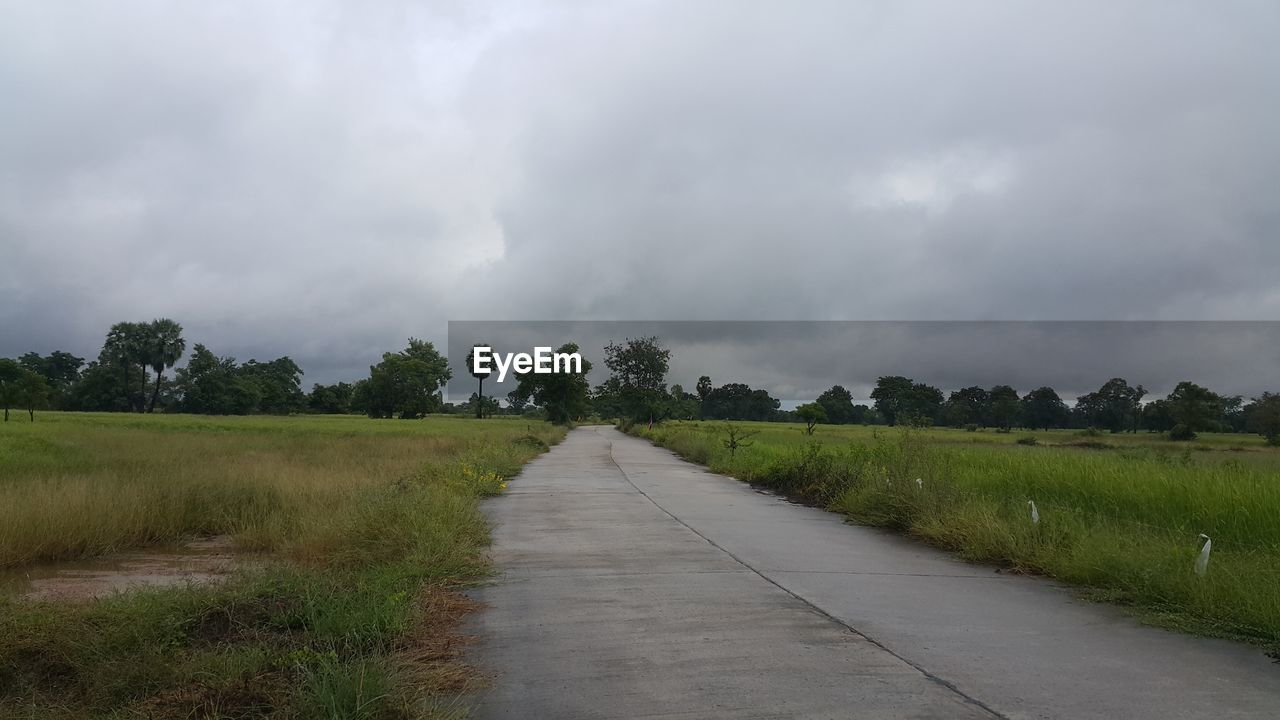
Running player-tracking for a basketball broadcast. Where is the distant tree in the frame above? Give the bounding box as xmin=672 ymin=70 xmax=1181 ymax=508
xmin=0 ymin=359 xmax=20 ymax=422
xmin=944 ymin=386 xmax=990 ymax=427
xmin=666 ymin=384 xmax=701 ymax=420
xmin=1075 ymin=378 xmax=1146 ymax=433
xmin=850 ymin=403 xmax=875 ymax=424
xmin=1245 ymin=393 xmax=1280 ymax=446
xmin=870 ymin=376 xmax=914 ymax=426
xmin=467 ymin=392 xmax=500 ymax=419
xmin=602 ymin=336 xmax=671 ymax=423
xmin=104 ymin=321 xmax=149 ymax=412
xmin=1165 ymin=381 xmax=1224 ymax=440
xmin=696 ymin=375 xmax=713 ymax=403
xmin=506 ymin=389 xmax=528 ymax=415
xmin=18 ymin=351 xmax=84 ymax=408
xmin=18 ymin=370 xmax=50 ymax=421
xmin=702 ymin=382 xmax=780 ymax=421
xmin=509 ymin=343 xmax=592 ymax=424
xmin=591 ymin=377 xmax=625 ymax=420
xmin=795 ymin=402 xmax=827 ymax=435
xmin=816 ymin=385 xmax=856 ymax=424
xmin=1020 ymin=387 xmax=1069 ymax=430
xmin=142 ymin=318 xmax=186 ymax=412
xmin=1221 ymin=395 xmax=1247 ymax=433
xmin=988 ymin=385 xmax=1021 ymax=431
xmin=1141 ymin=398 xmax=1176 ymax=433
xmin=465 ymin=344 xmax=493 ymax=419
xmin=239 ymin=357 xmax=306 ymax=414
xmin=308 ymin=382 xmax=355 ymax=414
xmin=362 ymin=338 xmax=452 ymax=419
xmin=174 ymin=344 xmax=261 ymax=415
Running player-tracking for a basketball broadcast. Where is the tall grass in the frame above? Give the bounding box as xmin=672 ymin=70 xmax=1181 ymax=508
xmin=0 ymin=412 xmax=564 ymax=719
xmin=636 ymin=421 xmax=1280 ymax=647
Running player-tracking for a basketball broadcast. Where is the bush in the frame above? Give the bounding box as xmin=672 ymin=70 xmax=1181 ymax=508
xmin=1016 ymin=435 xmax=1038 ymax=446
xmin=1169 ymin=424 xmax=1197 ymax=441
xmin=1076 ymin=427 xmax=1103 ymax=437
xmin=963 ymin=423 xmax=979 ymax=432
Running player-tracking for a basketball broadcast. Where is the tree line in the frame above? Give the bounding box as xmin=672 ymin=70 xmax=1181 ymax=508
xmin=5 ymin=327 xmax=1279 ymax=446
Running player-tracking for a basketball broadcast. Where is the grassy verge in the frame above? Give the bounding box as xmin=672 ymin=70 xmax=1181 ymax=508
xmin=1 ymin=413 xmax=564 ymax=719
xmin=631 ymin=421 xmax=1280 ymax=650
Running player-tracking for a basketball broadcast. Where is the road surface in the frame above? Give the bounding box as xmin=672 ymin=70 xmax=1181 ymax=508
xmin=464 ymin=426 xmax=1279 ymax=719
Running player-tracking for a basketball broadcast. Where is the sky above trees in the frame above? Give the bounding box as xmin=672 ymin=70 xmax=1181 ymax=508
xmin=2 ymin=1 xmax=1278 ymax=389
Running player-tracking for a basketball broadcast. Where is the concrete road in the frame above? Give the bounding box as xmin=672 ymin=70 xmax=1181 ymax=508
xmin=464 ymin=426 xmax=1279 ymax=719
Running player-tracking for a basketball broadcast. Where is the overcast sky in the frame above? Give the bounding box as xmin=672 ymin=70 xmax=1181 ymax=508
xmin=2 ymin=1 xmax=1278 ymax=391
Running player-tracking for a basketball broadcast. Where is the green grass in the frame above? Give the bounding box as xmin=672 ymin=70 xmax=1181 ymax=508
xmin=633 ymin=421 xmax=1280 ymax=649
xmin=0 ymin=412 xmax=564 ymax=719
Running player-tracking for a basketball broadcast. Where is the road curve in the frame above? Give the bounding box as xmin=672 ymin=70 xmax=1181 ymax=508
xmin=464 ymin=426 xmax=1279 ymax=719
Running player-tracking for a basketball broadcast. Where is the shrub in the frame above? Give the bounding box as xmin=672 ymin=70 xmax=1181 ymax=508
xmin=963 ymin=423 xmax=979 ymax=432
xmin=1169 ymin=424 xmax=1197 ymax=441
xmin=1016 ymin=435 xmax=1038 ymax=446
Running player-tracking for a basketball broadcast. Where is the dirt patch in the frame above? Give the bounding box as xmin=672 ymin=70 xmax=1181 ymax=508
xmin=0 ymin=536 xmax=242 ymax=602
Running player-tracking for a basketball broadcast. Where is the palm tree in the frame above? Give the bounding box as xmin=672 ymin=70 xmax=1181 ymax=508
xmin=144 ymin=318 xmax=186 ymax=413
xmin=466 ymin=344 xmax=493 ymax=418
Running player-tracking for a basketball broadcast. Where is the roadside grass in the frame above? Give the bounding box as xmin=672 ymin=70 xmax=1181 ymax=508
xmin=633 ymin=421 xmax=1280 ymax=649
xmin=0 ymin=412 xmax=564 ymax=719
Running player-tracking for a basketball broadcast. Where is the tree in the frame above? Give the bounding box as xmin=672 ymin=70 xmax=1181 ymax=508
xmin=174 ymin=344 xmax=261 ymax=415
xmin=509 ymin=343 xmax=592 ymax=424
xmin=944 ymin=386 xmax=990 ymax=427
xmin=816 ymin=385 xmax=856 ymax=424
xmin=308 ymin=382 xmax=355 ymax=414
xmin=142 ymin=318 xmax=186 ymax=413
xmin=870 ymin=376 xmax=914 ymax=426
xmin=1141 ymin=398 xmax=1176 ymax=433
xmin=702 ymin=382 xmax=780 ymax=421
xmin=870 ymin=376 xmax=942 ymax=426
xmin=239 ymin=357 xmax=306 ymax=414
xmin=362 ymin=338 xmax=452 ymax=419
xmin=696 ymin=376 xmax=713 ymax=403
xmin=1075 ymin=378 xmax=1146 ymax=433
xmin=796 ymin=402 xmax=827 ymax=435
xmin=1245 ymin=393 xmax=1280 ymax=446
xmin=1221 ymin=395 xmax=1248 ymax=433
xmin=1165 ymin=381 xmax=1223 ymax=440
xmin=1020 ymin=387 xmax=1069 ymax=430
xmin=104 ymin=321 xmax=149 ymax=412
xmin=602 ymin=336 xmax=671 ymax=423
xmin=0 ymin=359 xmax=20 ymax=422
xmin=988 ymin=385 xmax=1021 ymax=431
xmin=467 ymin=392 xmax=500 ymax=419
xmin=18 ymin=370 xmax=50 ymax=420
xmin=465 ymin=344 xmax=493 ymax=419
xmin=19 ymin=351 xmax=84 ymax=408
xmin=666 ymin=384 xmax=701 ymax=420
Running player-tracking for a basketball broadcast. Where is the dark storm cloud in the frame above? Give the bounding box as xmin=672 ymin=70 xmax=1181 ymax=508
xmin=2 ymin=2 xmax=1278 ymax=388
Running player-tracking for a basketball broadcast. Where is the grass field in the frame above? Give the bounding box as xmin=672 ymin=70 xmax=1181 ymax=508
xmin=632 ymin=421 xmax=1280 ymax=650
xmin=1 ymin=412 xmax=564 ymax=719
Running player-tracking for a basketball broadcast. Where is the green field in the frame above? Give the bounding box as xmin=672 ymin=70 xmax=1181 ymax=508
xmin=1 ymin=412 xmax=564 ymax=719
xmin=633 ymin=421 xmax=1280 ymax=649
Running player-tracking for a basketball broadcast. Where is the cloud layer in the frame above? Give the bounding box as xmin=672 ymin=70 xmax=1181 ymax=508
xmin=3 ymin=1 xmax=1278 ymax=387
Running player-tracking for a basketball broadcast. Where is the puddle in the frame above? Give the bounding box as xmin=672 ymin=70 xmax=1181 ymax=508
xmin=0 ymin=536 xmax=240 ymax=602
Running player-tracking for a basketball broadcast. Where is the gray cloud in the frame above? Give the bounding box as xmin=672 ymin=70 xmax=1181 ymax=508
xmin=2 ymin=1 xmax=1278 ymax=388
